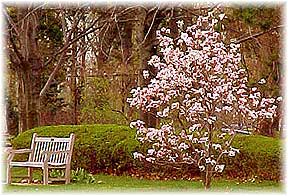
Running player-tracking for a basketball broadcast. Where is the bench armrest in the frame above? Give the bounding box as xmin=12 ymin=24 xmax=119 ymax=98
xmin=6 ymin=149 xmax=32 ymax=163
xmin=8 ymin=149 xmax=32 ymax=154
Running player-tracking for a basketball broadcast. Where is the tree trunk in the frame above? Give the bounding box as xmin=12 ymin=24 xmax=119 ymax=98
xmin=23 ymin=10 xmax=42 ymax=130
xmin=17 ymin=71 xmax=28 ymax=133
xmin=27 ymin=61 xmax=42 ymax=129
xmin=11 ymin=7 xmax=43 ymax=132
xmin=204 ymin=164 xmax=212 ymax=190
xmin=131 ymin=7 xmax=156 ymax=126
xmin=204 ymin=124 xmax=213 ymax=190
xmin=16 ymin=60 xmax=42 ymax=133
xmin=70 ymin=41 xmax=78 ymax=125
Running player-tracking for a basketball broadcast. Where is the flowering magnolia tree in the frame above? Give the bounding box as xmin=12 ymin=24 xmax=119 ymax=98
xmin=127 ymin=11 xmax=281 ymax=189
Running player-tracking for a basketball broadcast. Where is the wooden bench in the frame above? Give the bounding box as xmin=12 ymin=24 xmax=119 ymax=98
xmin=6 ymin=133 xmax=75 ymax=185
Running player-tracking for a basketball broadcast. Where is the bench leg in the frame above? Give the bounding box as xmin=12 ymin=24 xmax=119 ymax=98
xmin=65 ymin=166 xmax=71 ymax=184
xmin=6 ymin=165 xmax=12 ymax=184
xmin=43 ymin=166 xmax=49 ymax=185
xmin=28 ymin=167 xmax=33 ymax=183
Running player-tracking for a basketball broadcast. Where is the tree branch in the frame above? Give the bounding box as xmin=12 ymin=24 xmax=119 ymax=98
xmin=232 ymin=25 xmax=283 ymax=44
xmin=141 ymin=6 xmax=159 ymax=45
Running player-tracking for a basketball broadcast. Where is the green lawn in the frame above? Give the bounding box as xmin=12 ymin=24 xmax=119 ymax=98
xmin=2 ymin=168 xmax=283 ymax=193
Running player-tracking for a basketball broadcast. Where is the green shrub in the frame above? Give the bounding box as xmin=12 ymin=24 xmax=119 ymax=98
xmin=10 ymin=124 xmax=281 ymax=181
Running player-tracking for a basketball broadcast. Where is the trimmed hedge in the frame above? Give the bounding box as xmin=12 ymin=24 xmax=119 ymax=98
xmin=10 ymin=124 xmax=281 ymax=181
xmin=224 ymin=134 xmax=282 ymax=181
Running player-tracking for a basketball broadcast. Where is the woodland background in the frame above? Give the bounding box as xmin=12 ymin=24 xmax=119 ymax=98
xmin=4 ymin=2 xmax=283 ymax=137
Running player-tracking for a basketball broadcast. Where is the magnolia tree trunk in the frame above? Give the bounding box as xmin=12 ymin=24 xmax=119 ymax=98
xmin=204 ymin=124 xmax=213 ymax=189
xmin=204 ymin=165 xmax=212 ymax=190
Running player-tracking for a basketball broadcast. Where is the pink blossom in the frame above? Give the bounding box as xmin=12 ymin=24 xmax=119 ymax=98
xmin=143 ymin=70 xmax=149 ymax=79
xmin=189 ymin=124 xmax=201 ymax=132
xmin=145 ymin=157 xmax=155 ymax=163
xmin=258 ymin=78 xmax=266 ymax=84
xmin=133 ymin=152 xmax=145 ymax=159
xmin=180 ymin=32 xmax=189 ymax=41
xmin=215 ymin=164 xmax=225 ymax=172
xmin=179 ymin=143 xmax=189 ymax=150
xmin=237 ymin=88 xmax=246 ymax=94
xmin=219 ymin=13 xmax=226 ymax=20
xmin=199 ymin=166 xmax=205 ymax=171
xmin=276 ymin=97 xmax=282 ymax=102
xmin=212 ymin=143 xmax=222 ymax=150
xmin=222 ymin=106 xmax=233 ymax=113
xmin=171 ymin=102 xmax=180 ymax=110
xmin=176 ymin=20 xmax=184 ymax=28
xmin=228 ymin=151 xmax=236 ymax=157
xmin=147 ymin=149 xmax=155 ymax=155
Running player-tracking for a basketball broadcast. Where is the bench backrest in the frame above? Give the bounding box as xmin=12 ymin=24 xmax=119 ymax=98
xmin=28 ymin=133 xmax=75 ymax=165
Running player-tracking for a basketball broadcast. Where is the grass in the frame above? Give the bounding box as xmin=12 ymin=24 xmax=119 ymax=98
xmin=2 ymin=168 xmax=283 ymax=193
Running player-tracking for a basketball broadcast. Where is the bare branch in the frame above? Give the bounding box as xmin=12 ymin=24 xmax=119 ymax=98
xmin=40 ymin=48 xmax=67 ymax=97
xmin=99 ymin=23 xmax=111 ymax=58
xmin=4 ymin=3 xmax=47 ymax=33
xmin=3 ymin=9 xmax=19 ymax=36
xmin=40 ymin=14 xmax=107 ymax=97
xmin=8 ymin=31 xmax=24 ymax=65
xmin=44 ymin=16 xmax=106 ymax=67
xmin=141 ymin=6 xmax=159 ymax=45
xmin=115 ymin=15 xmax=125 ymax=63
xmin=232 ymin=25 xmax=283 ymax=44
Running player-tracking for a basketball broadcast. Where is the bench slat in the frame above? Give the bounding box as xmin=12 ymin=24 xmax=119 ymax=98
xmin=10 ymin=161 xmax=67 ymax=167
xmin=50 ymin=142 xmax=57 ymax=163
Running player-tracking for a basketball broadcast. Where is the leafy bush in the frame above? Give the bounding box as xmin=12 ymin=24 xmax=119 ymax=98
xmin=50 ymin=169 xmax=65 ymax=178
xmin=71 ymin=168 xmax=96 ymax=184
xmin=10 ymin=124 xmax=281 ymax=181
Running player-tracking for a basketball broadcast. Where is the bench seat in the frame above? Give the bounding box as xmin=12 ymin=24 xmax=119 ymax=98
xmin=10 ymin=161 xmax=66 ymax=167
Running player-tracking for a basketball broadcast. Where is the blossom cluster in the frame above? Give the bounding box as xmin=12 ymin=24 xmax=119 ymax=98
xmin=130 ymin=120 xmax=240 ymax=173
xmin=127 ymin=11 xmax=280 ymax=173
